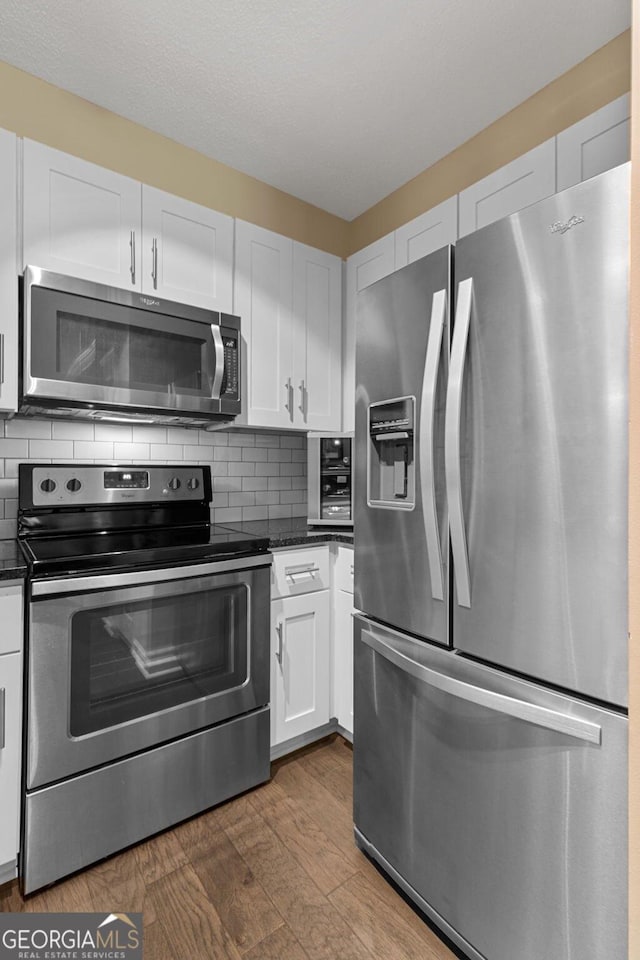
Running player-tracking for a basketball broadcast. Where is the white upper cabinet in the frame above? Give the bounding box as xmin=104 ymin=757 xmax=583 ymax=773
xmin=0 ymin=129 xmax=18 ymax=414
xmin=458 ymin=139 xmax=556 ymax=238
xmin=23 ymin=140 xmax=141 ymax=289
xmin=23 ymin=141 xmax=234 ymax=310
xmin=343 ymin=233 xmax=395 ymax=432
xmin=394 ymin=195 xmax=458 ymax=268
xmin=556 ymin=94 xmax=630 ymax=192
xmin=292 ymin=242 xmax=342 ymax=431
xmin=141 ymin=186 xmax=233 ymax=312
xmin=235 ymin=221 xmax=342 ymax=431
xmin=234 ymin=220 xmax=294 ymax=429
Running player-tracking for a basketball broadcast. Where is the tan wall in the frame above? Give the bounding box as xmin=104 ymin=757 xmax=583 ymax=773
xmin=629 ymin=9 xmax=639 ymax=958
xmin=348 ymin=31 xmax=631 ymax=255
xmin=0 ymin=61 xmax=350 ymax=259
xmin=0 ymin=34 xmax=631 ymax=263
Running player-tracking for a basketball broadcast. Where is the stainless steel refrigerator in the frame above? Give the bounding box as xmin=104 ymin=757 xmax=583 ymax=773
xmin=353 ymin=162 xmax=629 ymax=960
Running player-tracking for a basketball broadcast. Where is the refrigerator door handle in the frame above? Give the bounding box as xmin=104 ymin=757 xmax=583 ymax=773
xmin=420 ymin=288 xmax=446 ymax=601
xmin=360 ymin=627 xmax=602 ymax=745
xmin=445 ymin=276 xmax=473 ymax=608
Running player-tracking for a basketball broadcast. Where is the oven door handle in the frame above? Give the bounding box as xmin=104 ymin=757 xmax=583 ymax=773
xmin=30 ymin=553 xmax=272 ymax=597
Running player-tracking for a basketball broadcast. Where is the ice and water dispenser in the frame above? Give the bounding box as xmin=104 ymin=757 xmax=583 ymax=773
xmin=367 ymin=397 xmax=415 ymax=509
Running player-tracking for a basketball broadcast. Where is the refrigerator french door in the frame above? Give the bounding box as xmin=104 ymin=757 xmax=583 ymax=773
xmin=448 ymin=162 xmax=628 ymax=708
xmin=354 ymin=245 xmax=450 ymax=646
xmin=353 ymin=163 xmax=629 ymax=960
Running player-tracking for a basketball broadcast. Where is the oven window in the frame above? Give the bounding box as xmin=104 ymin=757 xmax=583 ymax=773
xmin=69 ymin=584 xmax=248 ymax=736
xmin=54 ymin=311 xmax=204 ymax=394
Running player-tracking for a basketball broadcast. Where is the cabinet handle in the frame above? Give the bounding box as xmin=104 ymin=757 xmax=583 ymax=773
xmin=152 ymin=237 xmax=158 ymax=289
xmin=0 ymin=333 xmax=4 ymax=386
xmin=299 ymin=380 xmax=307 ymax=420
xmin=275 ymin=622 xmax=284 ymax=666
xmin=286 ymin=564 xmax=320 ymax=581
xmin=0 ymin=688 xmax=5 ymax=750
xmin=284 ymin=378 xmax=293 ymax=420
xmin=350 ymin=565 xmax=354 ymax=576
xmin=129 ymin=231 xmax=136 ymax=285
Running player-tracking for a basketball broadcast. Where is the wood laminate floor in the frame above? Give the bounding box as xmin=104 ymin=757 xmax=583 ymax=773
xmin=0 ymin=736 xmax=460 ymax=960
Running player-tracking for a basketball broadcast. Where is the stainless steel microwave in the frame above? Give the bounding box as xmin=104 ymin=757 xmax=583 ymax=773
xmin=20 ymin=266 xmax=241 ymax=426
xmin=307 ymin=433 xmax=353 ymax=526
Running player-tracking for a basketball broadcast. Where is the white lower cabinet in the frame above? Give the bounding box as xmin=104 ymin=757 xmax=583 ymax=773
xmin=269 ymin=544 xmax=355 ymax=755
xmin=333 ymin=588 xmax=354 ymax=737
xmin=271 ymin=590 xmax=331 ymax=747
xmin=0 ymin=582 xmax=24 ymax=882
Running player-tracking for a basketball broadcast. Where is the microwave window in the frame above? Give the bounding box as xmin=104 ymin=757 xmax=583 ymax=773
xmin=42 ymin=310 xmax=205 ymax=394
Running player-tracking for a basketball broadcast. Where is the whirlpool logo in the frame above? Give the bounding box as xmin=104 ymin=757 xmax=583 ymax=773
xmin=550 ymin=214 xmax=585 ymax=235
xmin=0 ymin=913 xmax=143 ymax=960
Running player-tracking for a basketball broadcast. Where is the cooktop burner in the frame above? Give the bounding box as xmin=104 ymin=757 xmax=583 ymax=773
xmin=18 ymin=463 xmax=269 ymax=578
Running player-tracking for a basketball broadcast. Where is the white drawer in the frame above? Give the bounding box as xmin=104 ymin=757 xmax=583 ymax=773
xmin=0 ymin=583 xmax=23 ymax=656
xmin=334 ymin=544 xmax=354 ymax=594
xmin=271 ymin=546 xmax=330 ymax=599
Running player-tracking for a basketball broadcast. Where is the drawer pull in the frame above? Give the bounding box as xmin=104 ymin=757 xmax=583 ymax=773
xmin=285 ymin=564 xmax=320 ymax=581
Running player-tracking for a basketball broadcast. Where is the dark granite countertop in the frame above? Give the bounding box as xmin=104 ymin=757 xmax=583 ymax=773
xmin=223 ymin=517 xmax=354 ymax=549
xmin=0 ymin=541 xmax=27 ymax=581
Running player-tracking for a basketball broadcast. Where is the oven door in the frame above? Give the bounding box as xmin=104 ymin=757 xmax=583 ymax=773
xmin=27 ymin=555 xmax=270 ymax=789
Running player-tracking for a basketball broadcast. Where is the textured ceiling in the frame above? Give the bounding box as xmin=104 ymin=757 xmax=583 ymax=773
xmin=0 ymin=0 xmax=630 ymax=220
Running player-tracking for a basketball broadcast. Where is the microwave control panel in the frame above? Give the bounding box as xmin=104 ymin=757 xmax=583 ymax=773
xmin=221 ymin=337 xmax=239 ymax=398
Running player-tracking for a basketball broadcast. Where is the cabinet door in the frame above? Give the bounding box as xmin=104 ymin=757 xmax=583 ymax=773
xmin=333 ymin=588 xmax=354 ymax=736
xmin=23 ymin=140 xmax=142 ymax=289
xmin=0 ymin=129 xmax=17 ymax=414
xmin=271 ymin=591 xmax=330 ymax=746
xmin=556 ymin=94 xmax=630 ymax=192
xmin=394 ymin=196 xmax=458 ymax=269
xmin=343 ymin=234 xmax=395 ymax=432
xmin=458 ymin=139 xmax=556 ymax=238
xmin=292 ymin=242 xmax=342 ymax=430
xmin=234 ymin=220 xmax=293 ymax=429
xmin=141 ymin=186 xmax=233 ymax=312
xmin=0 ymin=580 xmax=23 ymax=875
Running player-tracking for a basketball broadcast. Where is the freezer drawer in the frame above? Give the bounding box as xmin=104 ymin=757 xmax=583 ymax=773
xmin=353 ymin=614 xmax=627 ymax=960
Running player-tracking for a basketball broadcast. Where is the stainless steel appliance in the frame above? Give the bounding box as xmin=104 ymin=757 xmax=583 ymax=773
xmin=354 ymin=163 xmax=629 ymax=960
xmin=20 ymin=266 xmax=241 ymax=425
xmin=18 ymin=463 xmax=271 ymax=893
xmin=307 ymin=432 xmax=353 ymax=526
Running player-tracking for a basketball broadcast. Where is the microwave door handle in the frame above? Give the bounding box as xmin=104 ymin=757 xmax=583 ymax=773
xmin=445 ymin=276 xmax=472 ymax=608
xmin=210 ymin=324 xmax=225 ymax=399
xmin=420 ymin=288 xmax=446 ymax=601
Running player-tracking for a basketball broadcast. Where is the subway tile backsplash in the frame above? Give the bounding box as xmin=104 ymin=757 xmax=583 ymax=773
xmin=0 ymin=418 xmax=308 ymax=539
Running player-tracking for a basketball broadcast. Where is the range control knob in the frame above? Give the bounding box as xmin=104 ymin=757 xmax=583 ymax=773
xmin=167 ymin=477 xmax=181 ymax=491
xmin=187 ymin=477 xmax=200 ymax=491
xmin=39 ymin=478 xmax=56 ymax=493
xmin=66 ymin=478 xmax=82 ymax=492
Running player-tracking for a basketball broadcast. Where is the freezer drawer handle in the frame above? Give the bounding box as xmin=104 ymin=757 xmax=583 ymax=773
xmin=420 ymin=288 xmax=447 ymax=601
xmin=361 ymin=628 xmax=602 ymax=745
xmin=445 ymin=276 xmax=472 ymax=608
